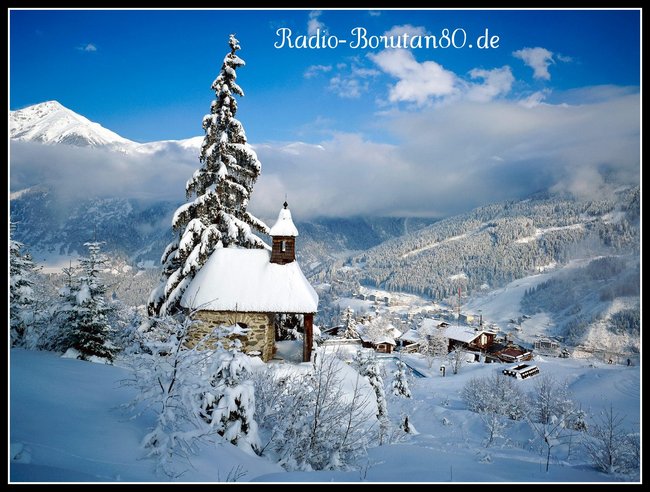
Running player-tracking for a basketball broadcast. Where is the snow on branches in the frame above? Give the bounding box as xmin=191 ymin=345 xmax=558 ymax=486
xmin=149 ymin=34 xmax=269 ymax=317
xmin=392 ymin=359 xmax=411 ymax=398
xmin=126 ymin=317 xmax=262 ymax=477
xmin=61 ymin=242 xmax=117 ymax=363
xmin=10 ymin=232 xmax=39 ymax=347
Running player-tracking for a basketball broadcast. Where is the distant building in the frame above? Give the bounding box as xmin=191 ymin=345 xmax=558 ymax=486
xmin=356 ymin=323 xmax=401 ymax=354
xmin=493 ymin=346 xmax=533 ymax=363
xmin=534 ymin=338 xmax=560 ymax=352
xmin=443 ymin=325 xmax=496 ymax=352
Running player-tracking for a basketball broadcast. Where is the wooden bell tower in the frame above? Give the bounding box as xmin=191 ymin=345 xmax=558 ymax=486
xmin=270 ymin=201 xmax=298 ymax=265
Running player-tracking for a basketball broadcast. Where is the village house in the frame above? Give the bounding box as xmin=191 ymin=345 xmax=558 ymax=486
xmin=397 ymin=328 xmax=421 ymax=349
xmin=356 ymin=322 xmax=401 ymax=354
xmin=491 ymin=344 xmax=534 ymax=363
xmin=180 ymin=202 xmax=318 ymax=362
xmin=443 ymin=324 xmax=496 ymax=352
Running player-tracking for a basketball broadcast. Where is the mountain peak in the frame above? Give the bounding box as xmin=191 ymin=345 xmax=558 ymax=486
xmin=10 ymin=101 xmax=134 ymax=148
xmin=33 ymin=100 xmax=65 ymax=111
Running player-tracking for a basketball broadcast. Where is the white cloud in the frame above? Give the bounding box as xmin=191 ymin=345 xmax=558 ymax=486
xmin=10 ymin=90 xmax=639 ymax=222
xmin=304 ymin=64 xmax=332 ymax=79
xmin=329 ymin=75 xmax=366 ymax=99
xmin=465 ymin=67 xmax=515 ymax=102
xmin=513 ymin=47 xmax=554 ymax=80
xmin=10 ymin=140 xmax=196 ymax=204
xmin=369 ymin=49 xmax=458 ymax=104
xmin=307 ymin=10 xmax=327 ymax=36
xmin=76 ymin=43 xmax=97 ymax=52
xmin=250 ymin=90 xmax=639 ymax=219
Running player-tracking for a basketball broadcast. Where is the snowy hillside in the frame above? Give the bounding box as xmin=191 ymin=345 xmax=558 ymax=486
xmin=464 ymin=255 xmax=640 ymax=356
xmin=9 ymin=186 xmax=177 ymax=269
xmin=10 ymin=101 xmax=135 ymax=148
xmin=329 ymin=187 xmax=639 ymax=301
xmin=10 ymin=348 xmax=640 ymax=483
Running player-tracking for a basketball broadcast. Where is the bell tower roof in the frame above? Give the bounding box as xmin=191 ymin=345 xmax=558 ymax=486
xmin=269 ymin=201 xmax=299 ymax=237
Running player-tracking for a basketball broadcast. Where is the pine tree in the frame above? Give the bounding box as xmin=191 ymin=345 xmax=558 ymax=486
xmin=10 ymin=229 xmax=39 ymax=347
xmin=341 ymin=306 xmax=358 ymax=339
xmin=199 ymin=337 xmax=260 ymax=455
xmin=65 ymin=242 xmax=116 ymax=363
xmin=149 ymin=34 xmax=269 ymax=316
xmin=392 ymin=359 xmax=411 ymax=398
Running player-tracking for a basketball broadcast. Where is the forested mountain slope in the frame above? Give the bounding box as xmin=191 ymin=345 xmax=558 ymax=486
xmin=317 ymin=187 xmax=639 ymax=302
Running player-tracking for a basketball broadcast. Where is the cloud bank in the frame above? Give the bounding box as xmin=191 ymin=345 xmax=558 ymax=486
xmin=10 ymin=87 xmax=639 ymax=223
xmin=250 ymin=89 xmax=639 ymax=220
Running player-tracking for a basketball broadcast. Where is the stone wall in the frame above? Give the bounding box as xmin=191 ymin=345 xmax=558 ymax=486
xmin=188 ymin=310 xmax=275 ymax=361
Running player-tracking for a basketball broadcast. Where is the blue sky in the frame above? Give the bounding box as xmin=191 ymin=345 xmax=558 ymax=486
xmin=9 ymin=9 xmax=641 ymax=219
xmin=10 ymin=9 xmax=640 ymax=143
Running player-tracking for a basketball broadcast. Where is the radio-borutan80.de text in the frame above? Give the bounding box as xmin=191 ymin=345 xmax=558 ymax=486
xmin=274 ymin=27 xmax=500 ymax=50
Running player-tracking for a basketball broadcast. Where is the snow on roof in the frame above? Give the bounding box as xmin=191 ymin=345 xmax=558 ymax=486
xmin=399 ymin=329 xmax=421 ymax=342
xmin=356 ymin=325 xmax=396 ymax=345
xmin=180 ymin=247 xmax=318 ymax=313
xmin=420 ymin=318 xmax=447 ymax=330
xmin=388 ymin=326 xmax=403 ymax=339
xmin=269 ymin=203 xmax=299 ymax=237
xmin=442 ymin=325 xmax=484 ymax=344
xmin=375 ymin=338 xmax=396 ymax=346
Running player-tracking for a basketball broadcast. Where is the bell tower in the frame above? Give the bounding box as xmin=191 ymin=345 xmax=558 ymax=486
xmin=269 ymin=201 xmax=298 ymax=265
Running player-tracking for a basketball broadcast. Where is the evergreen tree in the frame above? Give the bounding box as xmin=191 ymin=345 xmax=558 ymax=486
xmin=10 ymin=229 xmax=39 ymax=347
xmin=149 ymin=34 xmax=269 ymax=316
xmin=65 ymin=242 xmax=116 ymax=362
xmin=55 ymin=262 xmax=81 ymax=350
xmin=199 ymin=337 xmax=260 ymax=455
xmin=392 ymin=359 xmax=411 ymax=398
xmin=341 ymin=306 xmax=358 ymax=339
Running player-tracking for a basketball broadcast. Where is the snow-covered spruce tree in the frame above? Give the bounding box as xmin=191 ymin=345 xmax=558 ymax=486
xmin=64 ymin=242 xmax=116 ymax=363
xmin=341 ymin=306 xmax=358 ymax=339
xmin=10 ymin=232 xmax=39 ymax=347
xmin=392 ymin=358 xmax=411 ymax=398
xmin=353 ymin=350 xmax=389 ymax=444
xmin=199 ymin=337 xmax=260 ymax=455
xmin=148 ymin=34 xmax=269 ymax=316
xmin=54 ymin=262 xmax=81 ymax=351
xmin=127 ymin=319 xmax=262 ymax=476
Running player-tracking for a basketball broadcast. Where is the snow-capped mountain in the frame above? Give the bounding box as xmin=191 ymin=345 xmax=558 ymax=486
xmin=10 ymin=100 xmax=135 ymax=148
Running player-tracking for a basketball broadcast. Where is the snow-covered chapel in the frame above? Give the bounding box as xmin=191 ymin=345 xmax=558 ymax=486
xmin=180 ymin=202 xmax=319 ymax=362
